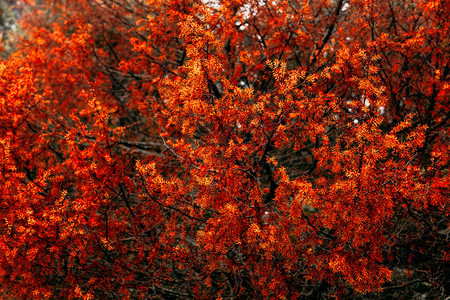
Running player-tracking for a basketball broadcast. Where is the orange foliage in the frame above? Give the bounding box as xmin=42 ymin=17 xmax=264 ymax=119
xmin=0 ymin=0 xmax=449 ymax=298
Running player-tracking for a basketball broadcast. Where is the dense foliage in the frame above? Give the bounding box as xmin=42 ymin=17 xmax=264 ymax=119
xmin=0 ymin=0 xmax=449 ymax=298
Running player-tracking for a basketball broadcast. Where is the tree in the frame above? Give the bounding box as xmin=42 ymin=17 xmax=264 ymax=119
xmin=0 ymin=0 xmax=448 ymax=298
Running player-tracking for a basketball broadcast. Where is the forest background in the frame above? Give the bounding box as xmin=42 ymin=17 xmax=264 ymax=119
xmin=0 ymin=0 xmax=449 ymax=299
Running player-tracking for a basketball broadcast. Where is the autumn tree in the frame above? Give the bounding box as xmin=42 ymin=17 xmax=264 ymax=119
xmin=0 ymin=0 xmax=448 ymax=298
